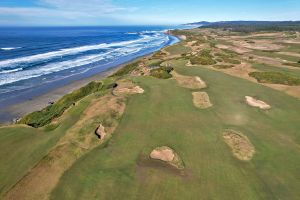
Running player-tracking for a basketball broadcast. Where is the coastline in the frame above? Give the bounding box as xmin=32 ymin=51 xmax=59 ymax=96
xmin=0 ymin=55 xmax=151 ymax=124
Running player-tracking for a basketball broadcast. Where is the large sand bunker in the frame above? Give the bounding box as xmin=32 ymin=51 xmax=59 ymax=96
xmin=223 ymin=130 xmax=255 ymax=161
xmin=245 ymin=96 xmax=271 ymax=110
xmin=192 ymin=92 xmax=212 ymax=109
xmin=150 ymin=146 xmax=184 ymax=169
xmin=172 ymin=71 xmax=207 ymax=89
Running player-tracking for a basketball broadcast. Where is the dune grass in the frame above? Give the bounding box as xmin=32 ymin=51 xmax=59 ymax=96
xmin=0 ymin=95 xmax=92 ymax=197
xmin=164 ymin=43 xmax=191 ymax=55
xmin=50 ymin=60 xmax=300 ymax=200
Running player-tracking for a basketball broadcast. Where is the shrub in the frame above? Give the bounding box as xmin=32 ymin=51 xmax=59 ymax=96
xmin=190 ymin=49 xmax=217 ymax=65
xmin=110 ymin=61 xmax=140 ymax=77
xmin=19 ymin=81 xmax=103 ymax=127
xmin=213 ymin=65 xmax=235 ymax=69
xmin=249 ymin=71 xmax=300 ymax=86
xmin=150 ymin=66 xmax=174 ymax=79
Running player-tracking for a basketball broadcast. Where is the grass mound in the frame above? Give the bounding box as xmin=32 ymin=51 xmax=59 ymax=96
xmin=249 ymin=71 xmax=300 ymax=85
xmin=165 ymin=44 xmax=191 ymax=55
xmin=223 ymin=130 xmax=255 ymax=161
xmin=150 ymin=66 xmax=174 ymax=79
xmin=190 ymin=49 xmax=217 ymax=65
xmin=19 ymin=81 xmax=103 ymax=128
xmin=110 ymin=61 xmax=140 ymax=77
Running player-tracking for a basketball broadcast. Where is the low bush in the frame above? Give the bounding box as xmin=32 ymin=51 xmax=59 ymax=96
xmin=190 ymin=49 xmax=217 ymax=65
xmin=249 ymin=71 xmax=300 ymax=86
xmin=213 ymin=65 xmax=235 ymax=69
xmin=110 ymin=61 xmax=140 ymax=77
xmin=150 ymin=66 xmax=174 ymax=79
xmin=19 ymin=81 xmax=103 ymax=127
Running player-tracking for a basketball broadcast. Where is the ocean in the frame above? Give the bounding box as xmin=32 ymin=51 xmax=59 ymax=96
xmin=0 ymin=26 xmax=179 ymax=111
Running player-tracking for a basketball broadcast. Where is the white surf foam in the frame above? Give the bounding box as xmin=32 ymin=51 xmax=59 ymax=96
xmin=1 ymin=47 xmax=21 ymax=51
xmin=0 ymin=32 xmax=170 ymax=86
xmin=0 ymin=34 xmax=158 ymax=69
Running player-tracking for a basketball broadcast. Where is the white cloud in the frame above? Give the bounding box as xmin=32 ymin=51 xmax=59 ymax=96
xmin=0 ymin=0 xmax=138 ymax=25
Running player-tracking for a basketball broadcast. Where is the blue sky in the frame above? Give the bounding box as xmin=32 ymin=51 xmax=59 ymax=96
xmin=0 ymin=0 xmax=299 ymax=26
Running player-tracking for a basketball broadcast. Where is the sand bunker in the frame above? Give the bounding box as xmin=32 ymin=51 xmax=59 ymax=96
xmin=113 ymin=80 xmax=144 ymax=96
xmin=95 ymin=124 xmax=106 ymax=140
xmin=223 ymin=130 xmax=255 ymax=161
xmin=245 ymin=96 xmax=271 ymax=110
xmin=150 ymin=146 xmax=184 ymax=169
xmin=192 ymin=92 xmax=212 ymax=109
xmin=172 ymin=71 xmax=207 ymax=89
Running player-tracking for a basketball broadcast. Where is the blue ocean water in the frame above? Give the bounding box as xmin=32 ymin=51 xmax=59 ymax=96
xmin=0 ymin=26 xmax=179 ymax=109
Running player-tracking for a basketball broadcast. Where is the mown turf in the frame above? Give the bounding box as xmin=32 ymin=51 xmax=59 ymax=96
xmin=164 ymin=43 xmax=191 ymax=55
xmin=0 ymin=93 xmax=93 ymax=197
xmin=50 ymin=60 xmax=300 ymax=200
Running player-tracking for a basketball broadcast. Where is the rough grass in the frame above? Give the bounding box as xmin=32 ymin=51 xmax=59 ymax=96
xmin=249 ymin=71 xmax=300 ymax=85
xmin=19 ymin=81 xmax=104 ymax=127
xmin=150 ymin=66 xmax=173 ymax=79
xmin=164 ymin=43 xmax=191 ymax=55
xmin=190 ymin=49 xmax=217 ymax=65
xmin=0 ymin=95 xmax=92 ymax=197
xmin=50 ymin=60 xmax=300 ymax=200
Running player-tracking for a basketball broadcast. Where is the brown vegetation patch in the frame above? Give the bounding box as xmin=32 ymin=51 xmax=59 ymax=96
xmin=192 ymin=92 xmax=212 ymax=109
xmin=223 ymin=130 xmax=255 ymax=161
xmin=172 ymin=71 xmax=207 ymax=89
xmin=245 ymin=96 xmax=271 ymax=110
xmin=150 ymin=146 xmax=184 ymax=169
xmin=216 ymin=44 xmax=251 ymax=54
xmin=278 ymin=51 xmax=300 ymax=58
xmin=233 ymin=40 xmax=282 ymax=51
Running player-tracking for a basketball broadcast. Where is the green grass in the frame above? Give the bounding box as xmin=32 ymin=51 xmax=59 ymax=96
xmin=145 ymin=59 xmax=163 ymax=67
xmin=252 ymin=63 xmax=300 ymax=77
xmin=110 ymin=61 xmax=140 ymax=77
xmin=164 ymin=43 xmax=191 ymax=55
xmin=19 ymin=81 xmax=104 ymax=127
xmin=150 ymin=66 xmax=173 ymax=79
xmin=252 ymin=50 xmax=300 ymax=62
xmin=249 ymin=71 xmax=300 ymax=85
xmin=50 ymin=60 xmax=300 ymax=200
xmin=190 ymin=49 xmax=217 ymax=65
xmin=213 ymin=64 xmax=235 ymax=69
xmin=0 ymin=94 xmax=93 ymax=197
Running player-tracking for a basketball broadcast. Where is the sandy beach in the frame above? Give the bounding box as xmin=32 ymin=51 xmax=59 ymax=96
xmin=0 ymin=57 xmax=145 ymax=124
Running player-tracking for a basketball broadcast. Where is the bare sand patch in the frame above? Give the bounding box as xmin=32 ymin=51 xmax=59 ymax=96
xmin=150 ymin=146 xmax=184 ymax=169
xmin=216 ymin=44 xmax=251 ymax=54
xmin=223 ymin=130 xmax=255 ymax=161
xmin=233 ymin=40 xmax=282 ymax=51
xmin=245 ymin=96 xmax=271 ymax=110
xmin=95 ymin=124 xmax=106 ymax=140
xmin=192 ymin=92 xmax=212 ymax=109
xmin=113 ymin=80 xmax=144 ymax=96
xmin=172 ymin=71 xmax=207 ymax=89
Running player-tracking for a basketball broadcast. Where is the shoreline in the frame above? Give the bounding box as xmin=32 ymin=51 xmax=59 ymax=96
xmin=0 ymin=54 xmax=153 ymax=124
